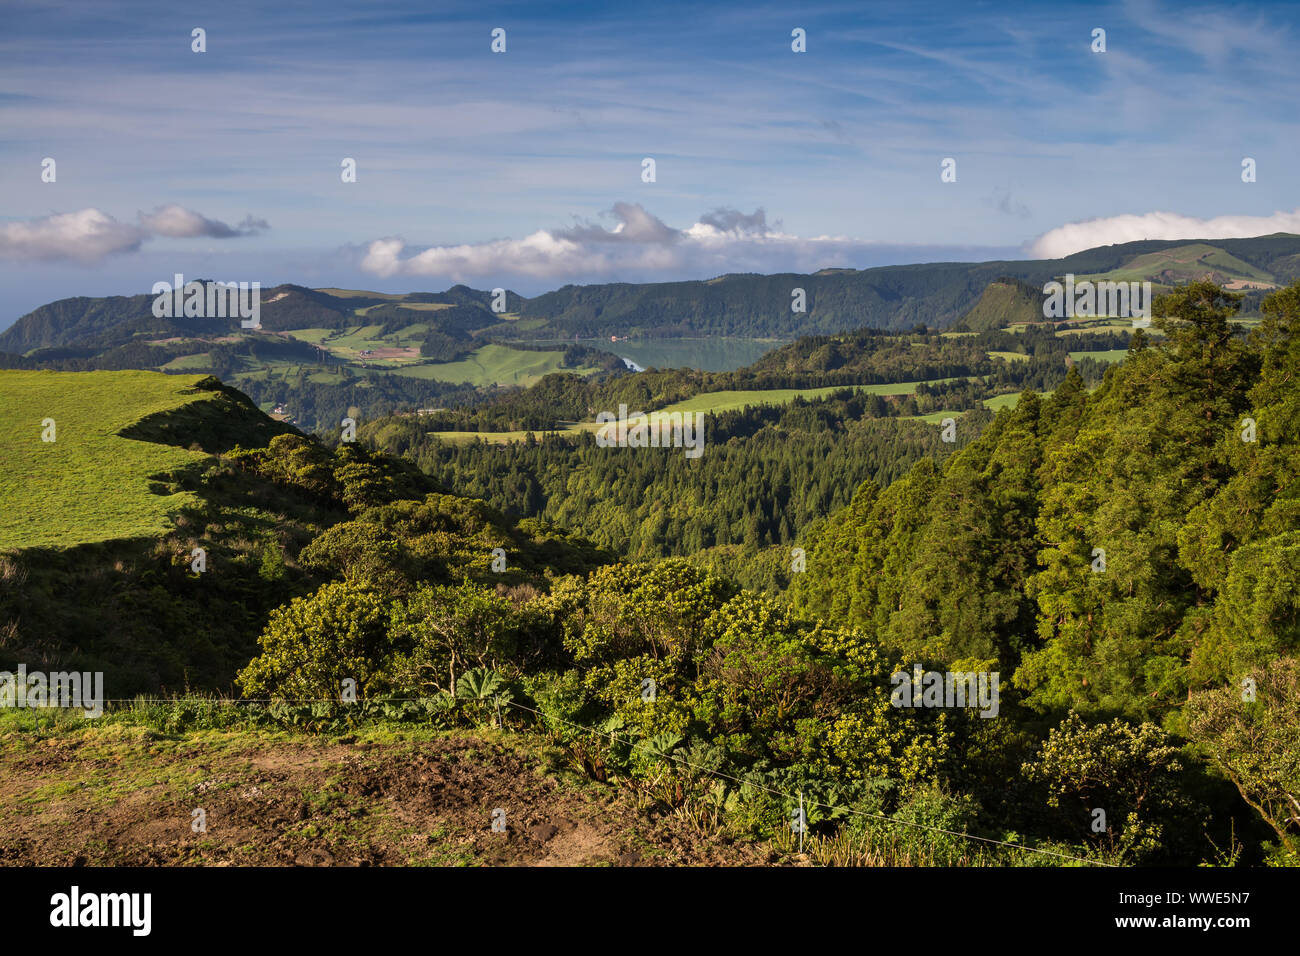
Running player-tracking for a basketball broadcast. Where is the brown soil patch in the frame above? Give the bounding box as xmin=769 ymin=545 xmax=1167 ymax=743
xmin=364 ymin=347 xmax=419 ymax=360
xmin=0 ymin=732 xmax=769 ymax=867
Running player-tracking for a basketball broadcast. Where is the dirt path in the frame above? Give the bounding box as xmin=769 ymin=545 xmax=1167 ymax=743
xmin=0 ymin=726 xmax=769 ymax=867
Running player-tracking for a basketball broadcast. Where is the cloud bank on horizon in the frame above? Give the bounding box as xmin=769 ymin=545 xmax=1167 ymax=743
xmin=360 ymin=202 xmax=895 ymax=281
xmin=7 ymin=201 xmax=1300 ymax=284
xmin=360 ymin=202 xmax=1300 ymax=283
xmin=1028 ymin=209 xmax=1300 ymax=259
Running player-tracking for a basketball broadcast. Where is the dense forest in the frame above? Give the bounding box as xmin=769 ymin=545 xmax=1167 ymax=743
xmin=351 ymin=320 xmax=1120 ymax=565
xmin=395 ymin=323 xmax=1121 ymax=436
xmin=283 ymin=279 xmax=1296 ymax=865
xmin=3 ymin=279 xmax=1297 ymax=867
xmin=361 ymin=397 xmax=976 ymax=562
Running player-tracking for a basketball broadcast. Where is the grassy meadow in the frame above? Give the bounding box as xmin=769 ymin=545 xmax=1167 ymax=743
xmin=0 ymin=370 xmax=214 ymax=549
xmin=394 ymin=343 xmax=599 ymax=386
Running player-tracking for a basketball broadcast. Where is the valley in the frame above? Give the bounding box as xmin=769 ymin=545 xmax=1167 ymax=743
xmin=2 ymin=252 xmax=1298 ymax=871
xmin=2 ymin=235 xmax=1294 ymax=439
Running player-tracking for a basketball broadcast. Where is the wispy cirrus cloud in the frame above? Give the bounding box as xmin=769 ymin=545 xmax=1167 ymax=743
xmin=3 ymin=0 xmax=1299 ymax=322
xmin=0 ymin=206 xmax=270 ymax=263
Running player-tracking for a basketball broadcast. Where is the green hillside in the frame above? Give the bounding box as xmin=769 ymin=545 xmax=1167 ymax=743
xmin=0 ymin=371 xmax=287 ymax=549
xmin=0 ymin=282 xmax=625 ymax=434
xmin=1076 ymin=242 xmax=1277 ymax=290
xmin=516 ymin=235 xmax=1300 ymax=336
xmin=957 ymin=278 xmax=1046 ymax=331
xmin=1 ymin=234 xmax=1295 ymax=443
xmin=0 ymin=283 xmax=526 ymax=355
xmin=0 ymin=368 xmax=608 ymax=694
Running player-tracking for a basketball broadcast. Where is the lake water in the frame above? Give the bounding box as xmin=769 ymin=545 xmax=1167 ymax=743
xmin=609 ymin=337 xmax=783 ymax=372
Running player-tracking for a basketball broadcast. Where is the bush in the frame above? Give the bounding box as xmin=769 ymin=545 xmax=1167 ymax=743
xmin=1021 ymin=711 xmax=1207 ymax=864
xmin=236 ymin=580 xmax=397 ymax=700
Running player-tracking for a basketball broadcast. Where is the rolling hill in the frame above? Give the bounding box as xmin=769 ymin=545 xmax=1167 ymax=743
xmin=1075 ymin=242 xmax=1277 ymax=290
xmin=1 ymin=234 xmax=1294 ymax=436
xmin=955 ymin=277 xmax=1046 ymax=331
xmin=5 ymin=236 xmax=1299 ymax=360
xmin=0 ymin=371 xmax=292 ymax=549
xmin=0 ymin=368 xmax=608 ymax=693
xmin=512 ymin=234 xmax=1300 ymax=336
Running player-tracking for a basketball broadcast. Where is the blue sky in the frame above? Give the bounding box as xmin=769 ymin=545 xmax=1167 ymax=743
xmin=2 ymin=0 xmax=1299 ymax=326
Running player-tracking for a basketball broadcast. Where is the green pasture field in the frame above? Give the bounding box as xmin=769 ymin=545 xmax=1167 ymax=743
xmin=394 ymin=344 xmax=596 ymax=387
xmin=1069 ymin=349 xmax=1129 ymax=364
xmin=428 ymin=379 xmax=961 ymax=444
xmin=0 ymin=371 xmax=215 ymax=549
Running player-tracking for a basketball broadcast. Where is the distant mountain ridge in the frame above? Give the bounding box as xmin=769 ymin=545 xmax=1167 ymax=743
xmin=511 ymin=233 xmax=1300 ymax=337
xmin=0 ymin=283 xmax=525 ymax=355
xmin=3 ymin=234 xmax=1298 ymax=356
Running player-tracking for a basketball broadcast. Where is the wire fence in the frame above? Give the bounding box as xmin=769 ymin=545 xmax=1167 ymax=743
xmin=16 ymin=691 xmax=1116 ymax=867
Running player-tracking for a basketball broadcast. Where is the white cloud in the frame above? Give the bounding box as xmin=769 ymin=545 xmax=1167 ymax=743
xmin=138 ymin=204 xmax=268 ymax=238
xmin=1028 ymin=209 xmax=1300 ymax=259
xmin=361 ymin=231 xmax=605 ymax=280
xmin=358 ymin=203 xmax=957 ymax=283
xmin=0 ymin=208 xmax=145 ymax=263
xmin=0 ymin=206 xmax=270 ymax=264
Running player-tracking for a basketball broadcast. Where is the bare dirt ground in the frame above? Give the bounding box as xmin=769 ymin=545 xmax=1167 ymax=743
xmin=0 ymin=726 xmax=771 ymax=867
xmin=364 ymin=346 xmax=420 ymax=360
